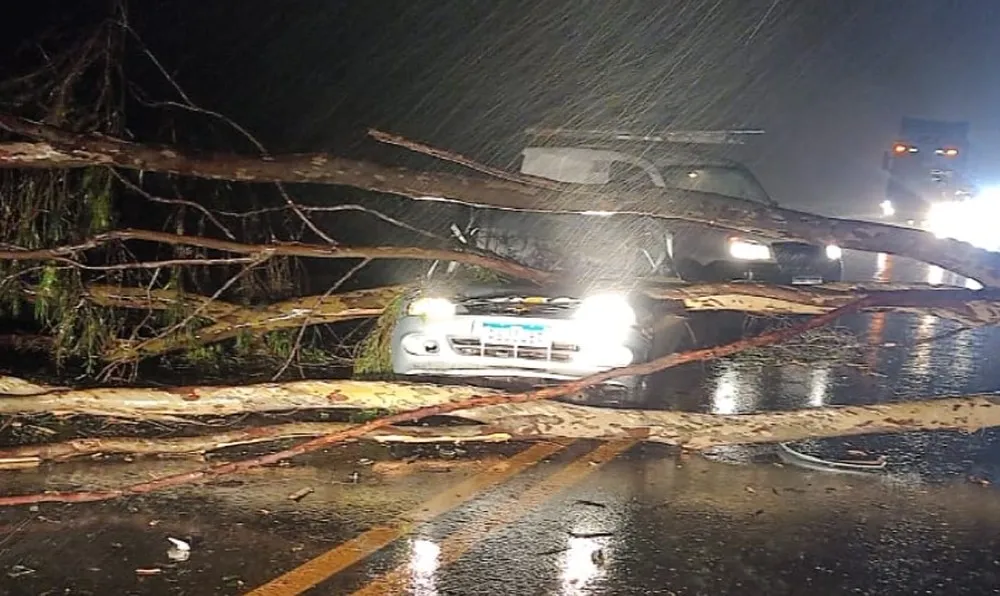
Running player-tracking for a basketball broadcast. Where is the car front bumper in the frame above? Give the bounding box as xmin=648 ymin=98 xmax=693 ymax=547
xmin=391 ymin=314 xmax=650 ymax=389
xmin=706 ymin=258 xmax=843 ymax=284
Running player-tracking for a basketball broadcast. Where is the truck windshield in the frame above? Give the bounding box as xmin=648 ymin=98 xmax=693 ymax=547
xmin=470 ymin=211 xmax=669 ymax=280
xmin=657 ymin=165 xmax=773 ymax=205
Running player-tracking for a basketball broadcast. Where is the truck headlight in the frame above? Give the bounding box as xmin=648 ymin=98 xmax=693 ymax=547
xmin=926 ymin=202 xmax=962 ymax=240
xmin=407 ymin=297 xmax=456 ymax=319
xmin=574 ymin=293 xmax=636 ymax=329
xmin=825 ymin=245 xmax=843 ymax=260
xmin=728 ymin=238 xmax=772 ymax=261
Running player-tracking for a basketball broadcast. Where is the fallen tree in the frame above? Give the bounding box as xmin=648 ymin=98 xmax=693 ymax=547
xmin=1 ymin=41 xmax=999 ymax=509
xmin=3 ymin=377 xmax=999 ymax=456
xmin=0 ymin=299 xmax=973 ymax=506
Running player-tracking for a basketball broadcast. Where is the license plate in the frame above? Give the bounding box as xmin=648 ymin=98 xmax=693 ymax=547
xmin=476 ymin=320 xmax=551 ymax=347
xmin=792 ymin=276 xmax=823 ymax=285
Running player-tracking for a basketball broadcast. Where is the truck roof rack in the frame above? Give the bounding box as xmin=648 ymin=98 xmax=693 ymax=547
xmin=524 ymin=127 xmax=764 ymax=146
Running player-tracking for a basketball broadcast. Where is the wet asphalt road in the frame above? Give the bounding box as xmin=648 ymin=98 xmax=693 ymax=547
xmin=4 ymin=252 xmax=1000 ymax=595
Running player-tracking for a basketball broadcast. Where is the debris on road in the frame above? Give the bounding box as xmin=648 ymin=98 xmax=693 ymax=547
xmin=287 ymin=487 xmax=315 ymax=501
xmin=0 ymin=456 xmax=40 ymax=470
xmin=7 ymin=564 xmax=36 ymax=579
xmin=135 ymin=568 xmax=163 ymax=576
xmin=568 ymin=530 xmax=614 ymax=539
xmin=777 ymin=442 xmax=887 ymax=475
xmin=166 ymin=537 xmax=191 ymax=562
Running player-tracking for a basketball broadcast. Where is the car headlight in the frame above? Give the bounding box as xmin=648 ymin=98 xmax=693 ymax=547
xmin=825 ymin=245 xmax=842 ymax=260
xmin=728 ymin=238 xmax=772 ymax=261
xmin=407 ymin=297 xmax=456 ymax=319
xmin=574 ymin=293 xmax=636 ymax=329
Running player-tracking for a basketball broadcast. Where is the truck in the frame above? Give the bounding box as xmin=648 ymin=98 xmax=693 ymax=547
xmin=881 ymin=117 xmax=975 ymax=227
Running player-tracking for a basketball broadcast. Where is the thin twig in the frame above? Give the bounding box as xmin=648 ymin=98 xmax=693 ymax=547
xmin=369 ymin=128 xmax=565 ymax=190
xmin=907 ymin=324 xmax=974 ymax=347
xmin=119 ymin=21 xmax=337 ymax=245
xmin=68 ymin=257 xmax=259 ymax=271
xmin=0 ymin=228 xmax=553 ymax=284
xmin=217 ymin=203 xmax=448 ymax=242
xmin=110 ymin=170 xmax=235 ymax=239
xmin=271 ymin=258 xmax=371 ymax=380
xmin=100 ymin=255 xmax=268 ymax=374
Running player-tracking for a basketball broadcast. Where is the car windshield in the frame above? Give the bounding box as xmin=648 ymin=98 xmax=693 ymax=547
xmin=469 ymin=211 xmax=669 ymax=280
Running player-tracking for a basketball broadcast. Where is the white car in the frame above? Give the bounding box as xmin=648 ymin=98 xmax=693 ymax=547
xmin=390 ymin=209 xmax=688 ymax=403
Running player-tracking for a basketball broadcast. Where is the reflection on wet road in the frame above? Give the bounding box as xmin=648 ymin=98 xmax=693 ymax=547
xmin=665 ymin=251 xmax=1000 ymax=417
xmin=5 ymin=440 xmax=1000 ymax=594
xmin=4 ymin=251 xmax=1000 ymax=595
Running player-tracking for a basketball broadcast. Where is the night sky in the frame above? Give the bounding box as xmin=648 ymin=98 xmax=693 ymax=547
xmin=13 ymin=1 xmax=1000 ymax=216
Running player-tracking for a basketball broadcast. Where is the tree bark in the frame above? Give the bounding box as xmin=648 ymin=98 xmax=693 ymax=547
xmin=2 ymin=376 xmax=1000 ymax=453
xmin=2 ymin=113 xmax=998 ymax=285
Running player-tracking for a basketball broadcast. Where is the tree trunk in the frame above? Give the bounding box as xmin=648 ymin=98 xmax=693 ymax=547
xmin=2 ymin=114 xmax=998 ymax=285
xmin=3 ymin=376 xmax=999 ymax=451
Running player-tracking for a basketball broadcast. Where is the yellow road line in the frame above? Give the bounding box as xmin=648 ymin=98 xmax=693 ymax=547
xmin=246 ymin=441 xmax=570 ymax=596
xmin=350 ymin=439 xmax=637 ymax=596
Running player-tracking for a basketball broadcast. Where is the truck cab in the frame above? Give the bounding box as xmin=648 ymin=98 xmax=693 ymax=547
xmin=518 ymin=128 xmax=843 ymax=285
xmin=881 ymin=117 xmax=974 ymax=227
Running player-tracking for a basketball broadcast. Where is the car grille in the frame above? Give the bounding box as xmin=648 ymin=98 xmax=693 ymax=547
xmin=771 ymin=242 xmax=823 ymax=270
xmin=459 ymin=298 xmax=578 ymax=318
xmin=448 ymin=337 xmax=580 ymax=362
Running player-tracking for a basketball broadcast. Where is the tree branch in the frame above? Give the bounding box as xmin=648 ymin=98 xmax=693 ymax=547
xmin=0 ymin=422 xmax=511 ymax=467
xmin=1 ymin=113 xmax=998 ymax=285
xmin=19 ymin=279 xmax=1000 ymax=362
xmin=368 ymin=128 xmax=564 ymax=190
xmin=0 ymin=228 xmax=552 ymax=284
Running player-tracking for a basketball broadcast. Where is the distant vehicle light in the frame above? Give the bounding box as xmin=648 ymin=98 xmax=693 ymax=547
xmin=908 ymin=147 xmax=919 ymax=153
xmin=880 ymin=200 xmax=895 ymax=217
xmin=728 ymin=238 xmax=772 ymax=261
xmin=825 ymin=245 xmax=843 ymax=260
xmin=892 ymin=144 xmax=908 ymax=154
xmin=945 ymin=148 xmax=959 ymax=157
xmin=687 ymin=171 xmax=699 ymax=178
